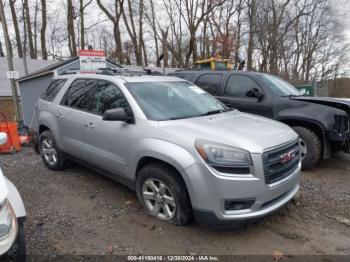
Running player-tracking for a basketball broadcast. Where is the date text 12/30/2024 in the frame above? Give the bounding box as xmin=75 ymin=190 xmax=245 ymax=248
xmin=127 ymin=256 xmax=220 ymax=261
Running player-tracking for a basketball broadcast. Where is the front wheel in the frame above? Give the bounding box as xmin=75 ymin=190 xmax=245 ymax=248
xmin=136 ymin=163 xmax=193 ymax=226
xmin=292 ymin=126 xmax=322 ymax=170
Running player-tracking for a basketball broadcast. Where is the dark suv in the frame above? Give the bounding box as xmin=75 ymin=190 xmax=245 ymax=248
xmin=170 ymin=70 xmax=350 ymax=169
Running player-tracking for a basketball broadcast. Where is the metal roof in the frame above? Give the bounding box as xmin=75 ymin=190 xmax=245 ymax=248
xmin=0 ymin=57 xmax=56 ymax=96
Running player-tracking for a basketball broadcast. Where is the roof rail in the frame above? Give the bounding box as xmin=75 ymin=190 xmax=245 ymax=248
xmin=60 ymin=67 xmax=165 ymax=76
xmin=96 ymin=67 xmax=164 ymax=76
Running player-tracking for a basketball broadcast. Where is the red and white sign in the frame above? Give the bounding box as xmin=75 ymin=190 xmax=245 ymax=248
xmin=79 ymin=49 xmax=106 ymax=71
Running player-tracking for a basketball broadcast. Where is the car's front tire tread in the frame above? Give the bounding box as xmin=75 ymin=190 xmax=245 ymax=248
xmin=292 ymin=126 xmax=322 ymax=170
xmin=136 ymin=163 xmax=193 ymax=226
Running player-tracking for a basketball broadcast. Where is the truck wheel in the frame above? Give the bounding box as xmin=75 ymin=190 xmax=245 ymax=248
xmin=39 ymin=130 xmax=68 ymax=170
xmin=292 ymin=126 xmax=322 ymax=170
xmin=136 ymin=163 xmax=193 ymax=226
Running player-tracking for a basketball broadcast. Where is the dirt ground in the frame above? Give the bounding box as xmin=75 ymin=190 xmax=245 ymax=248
xmin=1 ymin=147 xmax=350 ymax=257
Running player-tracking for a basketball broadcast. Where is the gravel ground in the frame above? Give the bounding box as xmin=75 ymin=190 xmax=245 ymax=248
xmin=1 ymin=147 xmax=350 ymax=257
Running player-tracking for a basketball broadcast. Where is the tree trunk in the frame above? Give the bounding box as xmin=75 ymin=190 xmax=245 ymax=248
xmin=79 ymin=0 xmax=84 ymax=49
xmin=113 ymin=23 xmax=124 ymax=64
xmin=67 ymin=0 xmax=77 ymax=57
xmin=9 ymin=0 xmax=23 ymax=58
xmin=41 ymin=0 xmax=47 ymax=59
xmin=33 ymin=0 xmax=38 ymax=55
xmin=161 ymin=28 xmax=169 ymax=67
xmin=247 ymin=0 xmax=256 ymax=70
xmin=24 ymin=0 xmax=37 ymax=58
xmin=0 ymin=40 xmax=4 ymax=56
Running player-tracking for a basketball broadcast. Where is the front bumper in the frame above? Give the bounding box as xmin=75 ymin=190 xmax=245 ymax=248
xmin=0 ymin=219 xmax=26 ymax=262
xmin=182 ymin=155 xmax=300 ymax=226
xmin=326 ymin=130 xmax=350 ymax=152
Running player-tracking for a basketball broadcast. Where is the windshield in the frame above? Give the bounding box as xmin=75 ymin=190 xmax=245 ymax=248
xmin=126 ymin=81 xmax=227 ymax=121
xmin=215 ymin=62 xmax=227 ymax=70
xmin=260 ymin=74 xmax=301 ymax=97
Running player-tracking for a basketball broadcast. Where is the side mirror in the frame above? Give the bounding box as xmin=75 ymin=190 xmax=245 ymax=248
xmin=103 ymin=108 xmax=133 ymax=123
xmin=246 ymin=88 xmax=264 ymax=100
xmin=0 ymin=132 xmax=8 ymax=146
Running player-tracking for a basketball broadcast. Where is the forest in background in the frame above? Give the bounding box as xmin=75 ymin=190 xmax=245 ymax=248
xmin=0 ymin=0 xmax=349 ymax=85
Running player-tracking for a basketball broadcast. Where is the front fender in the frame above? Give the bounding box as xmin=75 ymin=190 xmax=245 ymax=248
xmin=276 ymin=104 xmax=336 ymax=130
xmin=5 ymin=179 xmax=26 ymax=218
xmin=130 ymin=138 xmax=197 ymax=178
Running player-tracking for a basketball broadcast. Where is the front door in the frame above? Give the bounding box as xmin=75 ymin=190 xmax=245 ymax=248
xmin=83 ymin=80 xmax=133 ymax=176
xmin=217 ymin=74 xmax=273 ymax=118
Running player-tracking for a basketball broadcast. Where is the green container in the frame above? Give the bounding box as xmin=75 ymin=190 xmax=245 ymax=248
xmin=295 ymin=85 xmax=315 ymax=96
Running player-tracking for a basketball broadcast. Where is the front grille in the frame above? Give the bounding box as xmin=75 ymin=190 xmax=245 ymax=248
xmin=263 ymin=140 xmax=300 ymax=184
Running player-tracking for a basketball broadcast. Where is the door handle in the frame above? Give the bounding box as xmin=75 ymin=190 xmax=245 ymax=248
xmin=56 ymin=113 xmax=63 ymax=119
xmin=85 ymin=122 xmax=95 ymax=129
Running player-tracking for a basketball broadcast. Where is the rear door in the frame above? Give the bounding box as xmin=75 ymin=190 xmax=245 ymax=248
xmin=31 ymin=79 xmax=67 ymax=131
xmin=217 ymin=74 xmax=273 ymax=117
xmin=194 ymin=73 xmax=223 ymax=96
xmin=56 ymin=79 xmax=95 ymax=160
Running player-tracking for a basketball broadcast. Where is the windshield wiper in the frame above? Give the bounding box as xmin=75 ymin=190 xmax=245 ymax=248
xmin=199 ymin=109 xmax=227 ymax=116
xmin=281 ymin=94 xmax=303 ymax=98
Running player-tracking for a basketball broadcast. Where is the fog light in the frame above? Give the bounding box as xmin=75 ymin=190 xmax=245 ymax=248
xmin=224 ymin=199 xmax=255 ymax=211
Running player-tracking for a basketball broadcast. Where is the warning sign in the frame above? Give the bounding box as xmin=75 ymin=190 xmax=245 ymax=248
xmin=79 ymin=49 xmax=106 ymax=71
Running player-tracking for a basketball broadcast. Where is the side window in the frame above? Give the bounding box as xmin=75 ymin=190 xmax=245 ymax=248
xmin=174 ymin=73 xmax=195 ymax=82
xmin=195 ymin=74 xmax=222 ymax=95
xmin=41 ymin=79 xmax=67 ymax=102
xmin=224 ymin=75 xmax=261 ymax=97
xmin=91 ymin=80 xmax=129 ymax=115
xmin=61 ymin=79 xmax=95 ymax=112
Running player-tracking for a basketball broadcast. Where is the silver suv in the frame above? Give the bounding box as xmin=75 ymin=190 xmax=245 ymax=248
xmin=32 ymin=73 xmax=301 ymax=226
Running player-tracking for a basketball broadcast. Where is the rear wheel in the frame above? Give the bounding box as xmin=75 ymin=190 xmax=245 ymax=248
xmin=292 ymin=126 xmax=322 ymax=170
xmin=39 ymin=130 xmax=68 ymax=170
xmin=136 ymin=163 xmax=193 ymax=226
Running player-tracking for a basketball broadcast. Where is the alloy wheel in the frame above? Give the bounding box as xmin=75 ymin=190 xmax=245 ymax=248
xmin=41 ymin=138 xmax=58 ymax=166
xmin=300 ymin=139 xmax=308 ymax=160
xmin=142 ymin=178 xmax=176 ymax=220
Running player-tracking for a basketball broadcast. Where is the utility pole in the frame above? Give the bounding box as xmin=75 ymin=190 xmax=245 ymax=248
xmin=0 ymin=0 xmax=22 ymax=122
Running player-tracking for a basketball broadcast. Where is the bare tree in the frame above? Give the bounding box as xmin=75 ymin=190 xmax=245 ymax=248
xmin=121 ymin=0 xmax=147 ymax=66
xmin=246 ymin=0 xmax=256 ymax=70
xmin=24 ymin=0 xmax=37 ymax=58
xmin=9 ymin=0 xmax=23 ymax=58
xmin=144 ymin=0 xmax=160 ymax=66
xmin=79 ymin=0 xmax=92 ymax=49
xmin=33 ymin=0 xmax=39 ymax=55
xmin=41 ymin=0 xmax=47 ymax=59
xmin=172 ymin=0 xmax=225 ymax=66
xmin=97 ymin=0 xmax=124 ymax=63
xmin=67 ymin=0 xmax=77 ymax=57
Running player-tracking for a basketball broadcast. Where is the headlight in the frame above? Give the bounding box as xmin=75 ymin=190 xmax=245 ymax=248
xmin=0 ymin=200 xmax=18 ymax=255
xmin=195 ymin=139 xmax=253 ymax=167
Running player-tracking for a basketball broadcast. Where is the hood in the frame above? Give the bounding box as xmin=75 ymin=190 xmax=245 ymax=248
xmin=159 ymin=111 xmax=298 ymax=153
xmin=292 ymin=97 xmax=350 ymax=115
xmin=0 ymin=168 xmax=9 ymax=203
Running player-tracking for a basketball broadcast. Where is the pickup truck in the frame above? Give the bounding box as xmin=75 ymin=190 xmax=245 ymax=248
xmin=170 ymin=70 xmax=350 ymax=169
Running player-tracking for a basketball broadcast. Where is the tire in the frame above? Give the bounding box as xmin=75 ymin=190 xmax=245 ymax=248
xmin=39 ymin=130 xmax=68 ymax=170
xmin=292 ymin=126 xmax=322 ymax=170
xmin=136 ymin=163 xmax=193 ymax=226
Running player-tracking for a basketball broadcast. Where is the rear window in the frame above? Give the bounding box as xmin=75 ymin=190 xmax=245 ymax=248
xmin=41 ymin=79 xmax=67 ymax=102
xmin=195 ymin=73 xmax=222 ymax=95
xmin=173 ymin=73 xmax=195 ymax=82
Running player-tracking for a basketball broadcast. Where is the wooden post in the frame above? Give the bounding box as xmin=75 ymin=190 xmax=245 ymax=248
xmin=0 ymin=0 xmax=22 ymax=122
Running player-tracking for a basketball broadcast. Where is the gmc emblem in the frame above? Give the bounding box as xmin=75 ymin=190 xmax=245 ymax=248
xmin=280 ymin=150 xmax=296 ymax=164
